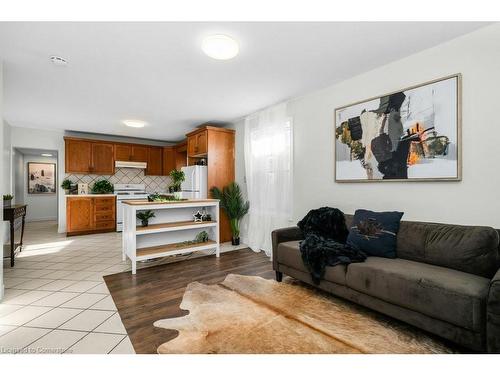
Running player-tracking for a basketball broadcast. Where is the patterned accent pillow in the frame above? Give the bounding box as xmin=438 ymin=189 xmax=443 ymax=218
xmin=346 ymin=209 xmax=404 ymax=258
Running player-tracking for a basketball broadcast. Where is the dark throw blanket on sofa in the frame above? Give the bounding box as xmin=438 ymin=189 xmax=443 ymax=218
xmin=298 ymin=207 xmax=366 ymax=284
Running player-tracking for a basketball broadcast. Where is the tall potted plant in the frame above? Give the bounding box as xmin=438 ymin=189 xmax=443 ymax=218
xmin=210 ymin=182 xmax=249 ymax=245
xmin=169 ymin=169 xmax=185 ymax=199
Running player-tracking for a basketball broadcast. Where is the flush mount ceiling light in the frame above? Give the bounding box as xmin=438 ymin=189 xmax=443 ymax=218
xmin=202 ymin=34 xmax=239 ymax=60
xmin=49 ymin=55 xmax=68 ymax=66
xmin=123 ymin=119 xmax=147 ymax=128
xmin=41 ymin=153 xmax=53 ymax=157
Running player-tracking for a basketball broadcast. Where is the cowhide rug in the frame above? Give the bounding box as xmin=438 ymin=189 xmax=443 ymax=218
xmin=154 ymin=274 xmax=455 ymax=354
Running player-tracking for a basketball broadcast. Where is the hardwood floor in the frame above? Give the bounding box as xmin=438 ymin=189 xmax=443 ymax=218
xmin=103 ymin=248 xmax=273 ymax=354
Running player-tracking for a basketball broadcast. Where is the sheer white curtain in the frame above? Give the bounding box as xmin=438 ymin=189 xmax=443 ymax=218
xmin=243 ymin=102 xmax=292 ymax=257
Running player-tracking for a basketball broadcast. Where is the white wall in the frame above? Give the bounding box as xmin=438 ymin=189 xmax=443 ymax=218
xmin=12 ymin=149 xmax=23 ymax=204
xmin=234 ymin=24 xmax=500 ymax=230
xmin=11 ymin=127 xmax=66 ymax=231
xmin=0 ymin=61 xmax=6 ymax=299
xmin=15 ymin=154 xmax=58 ymax=221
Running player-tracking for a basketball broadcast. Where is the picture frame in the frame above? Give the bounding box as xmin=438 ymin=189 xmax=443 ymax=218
xmin=28 ymin=162 xmax=57 ymax=194
xmin=334 ymin=74 xmax=462 ymax=182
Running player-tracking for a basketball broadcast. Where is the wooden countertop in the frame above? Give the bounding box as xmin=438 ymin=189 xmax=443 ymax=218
xmin=122 ymin=199 xmax=219 ymax=205
xmin=66 ymin=194 xmax=115 ymax=198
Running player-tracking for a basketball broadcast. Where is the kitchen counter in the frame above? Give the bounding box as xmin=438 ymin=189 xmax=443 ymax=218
xmin=66 ymin=194 xmax=115 ymax=197
xmin=66 ymin=194 xmax=116 ymax=236
xmin=122 ymin=198 xmax=218 ymax=206
xmin=122 ymin=198 xmax=220 ymax=274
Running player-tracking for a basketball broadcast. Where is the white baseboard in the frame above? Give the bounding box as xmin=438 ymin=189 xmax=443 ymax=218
xmin=26 ymin=217 xmax=57 ymax=222
xmin=220 ymin=242 xmax=253 ymax=253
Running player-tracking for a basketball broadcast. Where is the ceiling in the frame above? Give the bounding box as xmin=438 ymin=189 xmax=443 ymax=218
xmin=15 ymin=147 xmax=58 ymax=157
xmin=0 ymin=22 xmax=489 ymax=141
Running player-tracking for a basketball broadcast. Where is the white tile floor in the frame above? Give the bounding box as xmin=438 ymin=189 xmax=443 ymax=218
xmin=0 ymin=221 xmax=135 ymax=354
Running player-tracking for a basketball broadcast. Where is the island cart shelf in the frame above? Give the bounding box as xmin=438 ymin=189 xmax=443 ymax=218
xmin=122 ymin=199 xmax=220 ymax=274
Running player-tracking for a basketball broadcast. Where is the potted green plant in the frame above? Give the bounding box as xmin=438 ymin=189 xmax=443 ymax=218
xmin=61 ymin=179 xmax=72 ymax=194
xmin=91 ymin=179 xmax=114 ymax=194
xmin=169 ymin=169 xmax=185 ymax=199
xmin=3 ymin=194 xmax=14 ymax=208
xmin=210 ymin=182 xmax=249 ymax=246
xmin=136 ymin=210 xmax=155 ymax=227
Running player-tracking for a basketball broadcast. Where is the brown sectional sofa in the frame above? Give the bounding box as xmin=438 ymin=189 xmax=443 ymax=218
xmin=271 ymin=214 xmax=500 ymax=352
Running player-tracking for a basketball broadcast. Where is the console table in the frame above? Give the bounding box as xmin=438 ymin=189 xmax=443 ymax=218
xmin=3 ymin=204 xmax=27 ymax=267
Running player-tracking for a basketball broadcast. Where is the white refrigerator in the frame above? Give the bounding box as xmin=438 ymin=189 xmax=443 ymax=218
xmin=181 ymin=165 xmax=208 ymax=199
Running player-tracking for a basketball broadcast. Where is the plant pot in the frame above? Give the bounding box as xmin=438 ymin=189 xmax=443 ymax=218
xmin=141 ymin=220 xmax=149 ymax=227
xmin=64 ymin=189 xmax=70 ymax=195
xmin=231 ymin=237 xmax=240 ymax=246
xmin=173 ymin=191 xmax=182 ymax=200
xmin=3 ymin=200 xmax=12 ymax=208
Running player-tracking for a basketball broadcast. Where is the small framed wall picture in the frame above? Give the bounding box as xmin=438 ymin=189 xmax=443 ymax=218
xmin=28 ymin=162 xmax=56 ymax=194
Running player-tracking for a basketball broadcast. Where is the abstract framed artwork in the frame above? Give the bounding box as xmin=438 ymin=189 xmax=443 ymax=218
xmin=28 ymin=162 xmax=56 ymax=194
xmin=334 ymin=74 xmax=461 ymax=182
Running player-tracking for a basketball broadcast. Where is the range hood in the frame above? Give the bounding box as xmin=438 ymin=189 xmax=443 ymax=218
xmin=115 ymin=161 xmax=147 ymax=169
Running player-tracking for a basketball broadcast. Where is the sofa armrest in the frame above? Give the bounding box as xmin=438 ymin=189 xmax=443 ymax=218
xmin=487 ymin=267 xmax=500 ymax=352
xmin=271 ymin=226 xmax=303 ymax=270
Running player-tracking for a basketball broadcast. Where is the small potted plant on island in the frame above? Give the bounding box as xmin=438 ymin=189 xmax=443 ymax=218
xmin=136 ymin=210 xmax=155 ymax=227
xmin=210 ymin=182 xmax=249 ymax=246
xmin=61 ymin=179 xmax=72 ymax=194
xmin=168 ymin=169 xmax=185 ymax=199
xmin=3 ymin=194 xmax=14 ymax=208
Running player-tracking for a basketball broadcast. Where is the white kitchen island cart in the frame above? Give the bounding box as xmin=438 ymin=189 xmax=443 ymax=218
xmin=122 ymin=199 xmax=220 ymax=274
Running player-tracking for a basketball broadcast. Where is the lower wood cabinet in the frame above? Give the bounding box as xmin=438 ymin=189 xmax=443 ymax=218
xmin=67 ymin=196 xmax=116 ymax=236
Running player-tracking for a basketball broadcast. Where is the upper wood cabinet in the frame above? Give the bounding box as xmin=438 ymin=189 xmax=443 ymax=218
xmin=146 ymin=147 xmax=163 ymax=176
xmin=65 ymin=139 xmax=92 ymax=173
xmin=65 ymin=138 xmax=114 ymax=175
xmin=91 ymin=142 xmax=115 ymax=174
xmin=163 ymin=146 xmax=176 ymax=176
xmin=114 ymin=144 xmax=132 ymax=161
xmin=131 ymin=145 xmax=149 ymax=162
xmin=174 ymin=141 xmax=188 ymax=170
xmin=115 ymin=144 xmax=149 ymax=162
xmin=187 ymin=129 xmax=208 ymax=157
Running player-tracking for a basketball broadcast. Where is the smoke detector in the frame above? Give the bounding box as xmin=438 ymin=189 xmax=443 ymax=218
xmin=49 ymin=55 xmax=68 ymax=66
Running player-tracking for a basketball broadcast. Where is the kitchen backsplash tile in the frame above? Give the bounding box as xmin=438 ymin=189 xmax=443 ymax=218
xmin=65 ymin=167 xmax=171 ymax=193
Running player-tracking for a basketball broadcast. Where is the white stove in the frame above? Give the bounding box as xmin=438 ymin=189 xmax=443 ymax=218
xmin=115 ymin=184 xmax=148 ymax=232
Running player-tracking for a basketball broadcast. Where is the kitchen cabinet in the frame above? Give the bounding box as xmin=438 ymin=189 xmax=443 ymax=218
xmin=187 ymin=129 xmax=208 ymax=156
xmin=186 ymin=126 xmax=235 ymax=242
xmin=131 ymin=145 xmax=149 ymax=162
xmin=163 ymin=146 xmax=176 ymax=176
xmin=66 ymin=196 xmax=116 ymax=236
xmin=114 ymin=144 xmax=132 ymax=161
xmin=65 ymin=139 xmax=92 ymax=173
xmin=115 ymin=144 xmax=149 ymax=162
xmin=93 ymin=196 xmax=116 ymax=231
xmin=175 ymin=141 xmax=188 ymax=170
xmin=66 ymin=137 xmax=164 ymax=175
xmin=66 ymin=197 xmax=94 ymax=233
xmin=91 ymin=142 xmax=115 ymax=174
xmin=146 ymin=147 xmax=163 ymax=176
xmin=65 ymin=138 xmax=114 ymax=175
